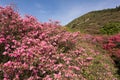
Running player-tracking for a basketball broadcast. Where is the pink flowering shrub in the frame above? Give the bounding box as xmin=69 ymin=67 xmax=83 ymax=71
xmin=103 ymin=34 xmax=120 ymax=58
xmin=82 ymin=33 xmax=120 ymax=59
xmin=0 ymin=6 xmax=94 ymax=80
xmin=102 ymin=34 xmax=120 ymax=76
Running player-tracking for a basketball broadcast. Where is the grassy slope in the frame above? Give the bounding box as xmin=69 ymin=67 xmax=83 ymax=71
xmin=76 ymin=34 xmax=119 ymax=79
xmin=66 ymin=7 xmax=120 ymax=34
xmin=63 ymin=27 xmax=120 ymax=79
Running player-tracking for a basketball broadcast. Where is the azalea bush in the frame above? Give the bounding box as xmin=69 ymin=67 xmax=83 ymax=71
xmin=84 ymin=33 xmax=120 ymax=59
xmin=103 ymin=34 xmax=120 ymax=58
xmin=0 ymin=6 xmax=96 ymax=80
xmin=102 ymin=34 xmax=120 ymax=77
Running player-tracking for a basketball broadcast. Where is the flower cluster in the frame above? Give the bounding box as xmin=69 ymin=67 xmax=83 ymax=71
xmin=103 ymin=34 xmax=120 ymax=58
xmin=0 ymin=6 xmax=94 ymax=80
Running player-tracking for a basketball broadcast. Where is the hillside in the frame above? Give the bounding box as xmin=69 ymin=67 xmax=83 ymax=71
xmin=66 ymin=7 xmax=120 ymax=34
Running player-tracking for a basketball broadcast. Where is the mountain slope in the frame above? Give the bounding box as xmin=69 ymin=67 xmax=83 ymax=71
xmin=66 ymin=7 xmax=120 ymax=34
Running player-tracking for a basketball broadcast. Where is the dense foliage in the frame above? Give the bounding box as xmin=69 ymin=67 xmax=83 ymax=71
xmin=103 ymin=34 xmax=120 ymax=58
xmin=102 ymin=34 xmax=120 ymax=76
xmin=0 ymin=6 xmax=94 ymax=80
xmin=100 ymin=22 xmax=120 ymax=35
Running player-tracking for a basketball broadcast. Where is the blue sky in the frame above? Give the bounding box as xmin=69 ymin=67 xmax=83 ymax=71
xmin=0 ymin=0 xmax=120 ymax=25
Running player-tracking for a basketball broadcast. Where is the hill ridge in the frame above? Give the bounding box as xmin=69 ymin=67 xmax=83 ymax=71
xmin=66 ymin=7 xmax=120 ymax=34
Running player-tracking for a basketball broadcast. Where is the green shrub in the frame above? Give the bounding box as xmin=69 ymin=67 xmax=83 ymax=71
xmin=100 ymin=22 xmax=120 ymax=35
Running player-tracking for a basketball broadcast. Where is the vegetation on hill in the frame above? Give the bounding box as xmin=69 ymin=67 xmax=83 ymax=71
xmin=100 ymin=22 xmax=120 ymax=35
xmin=66 ymin=6 xmax=120 ymax=34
